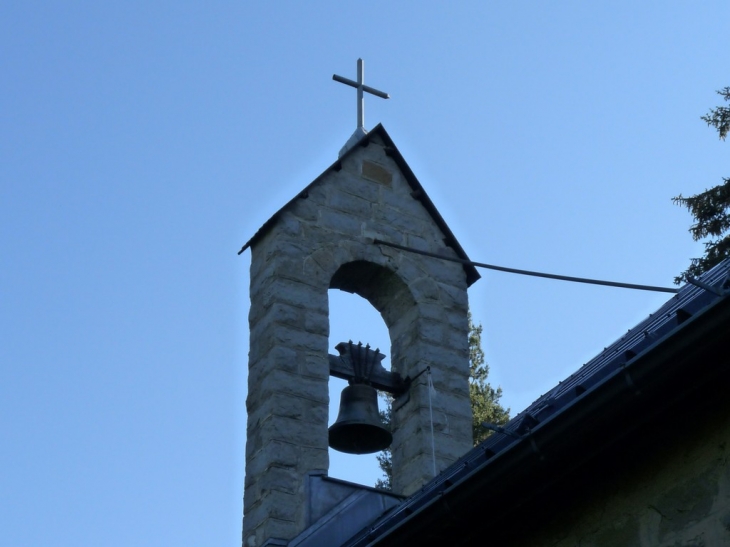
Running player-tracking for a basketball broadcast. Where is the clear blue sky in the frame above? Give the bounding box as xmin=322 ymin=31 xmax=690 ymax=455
xmin=1 ymin=2 xmax=727 ymax=545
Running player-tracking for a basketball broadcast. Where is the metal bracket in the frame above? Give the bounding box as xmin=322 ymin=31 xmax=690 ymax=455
xmin=686 ymin=276 xmax=727 ymax=297
xmin=328 ymin=341 xmax=407 ymax=395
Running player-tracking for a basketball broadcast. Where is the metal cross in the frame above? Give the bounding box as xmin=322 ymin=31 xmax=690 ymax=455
xmin=333 ymin=58 xmax=389 ymax=130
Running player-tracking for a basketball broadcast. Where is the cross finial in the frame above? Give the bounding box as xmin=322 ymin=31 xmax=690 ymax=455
xmin=333 ymin=58 xmax=389 ymax=131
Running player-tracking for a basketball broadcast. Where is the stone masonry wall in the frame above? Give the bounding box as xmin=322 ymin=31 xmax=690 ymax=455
xmin=514 ymin=399 xmax=730 ymax=547
xmin=243 ymin=135 xmax=473 ymax=546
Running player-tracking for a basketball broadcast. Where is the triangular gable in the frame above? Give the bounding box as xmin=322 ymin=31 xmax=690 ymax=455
xmin=238 ymin=124 xmax=480 ymax=287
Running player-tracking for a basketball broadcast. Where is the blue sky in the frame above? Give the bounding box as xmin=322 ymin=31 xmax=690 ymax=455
xmin=1 ymin=2 xmax=728 ymax=545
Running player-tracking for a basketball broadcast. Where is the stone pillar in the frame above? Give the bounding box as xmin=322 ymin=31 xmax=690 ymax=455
xmin=243 ymin=228 xmax=331 ymax=546
xmin=386 ymin=274 xmax=472 ymax=496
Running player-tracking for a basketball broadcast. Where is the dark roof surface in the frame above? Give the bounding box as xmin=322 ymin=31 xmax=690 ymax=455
xmin=343 ymin=258 xmax=730 ymax=546
xmin=238 ymin=124 xmax=480 ymax=287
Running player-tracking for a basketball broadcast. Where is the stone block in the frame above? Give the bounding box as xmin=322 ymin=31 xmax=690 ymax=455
xmin=395 ymin=452 xmax=438 ymax=496
xmin=248 ymin=321 xmax=298 ymax=353
xmin=317 ymin=206 xmax=363 ymax=236
xmin=247 ymin=440 xmax=326 ymax=480
xmin=404 ymin=233 xmax=435 ymax=253
xmin=304 ymin=181 xmax=328 ymax=205
xmin=256 ymin=259 xmax=309 ymax=288
xmin=243 ymin=482 xmax=261 ymax=511
xmin=414 ymin=340 xmax=468 ymax=369
xmin=261 ymin=240 xmax=309 ymax=264
xmin=366 ymin=133 xmax=386 ymax=150
xmin=379 ymin=287 xmax=417 ymax=326
xmin=297 ymin=224 xmax=340 ymax=251
xmin=289 ymin=197 xmax=320 ymax=222
xmin=257 ymin=302 xmax=305 ymax=329
xmin=338 ymin=239 xmax=391 ymax=269
xmin=393 ymin=428 xmax=428 ymax=462
xmin=244 ymin=489 xmax=300 ymax=527
xmin=248 ymin=392 xmax=328 ymax=427
xmin=436 ymin=280 xmax=469 ymax=309
xmin=443 ymin=326 xmax=469 ymax=354
xmin=378 ymin=184 xmax=430 ymax=220
xmin=252 ymin=282 xmax=328 ymax=321
xmin=435 ymin=436 xmax=468 ymax=466
xmin=249 ymin=323 xmax=312 ymax=364
xmin=361 ymin=222 xmax=404 ymax=249
xmin=416 ymin=318 xmax=450 ymax=347
xmin=375 ymin=205 xmax=431 ymax=238
xmin=388 ymin=256 xmax=428 ymax=285
xmin=338 ymin=149 xmax=367 ymax=176
xmin=334 ymin=171 xmax=380 ymax=203
xmin=250 ymin=345 xmax=299 ymax=376
xmin=256 ymin=368 xmax=329 ymax=404
xmin=251 ymin=257 xmax=312 ymax=291
xmin=409 ymin=256 xmax=465 ymax=288
xmin=386 ymin=303 xmax=419 ymax=335
xmin=268 ymin=325 xmax=328 ymax=353
xmin=307 ymin=248 xmax=337 ymax=276
xmin=257 ymin=465 xmax=302 ymax=497
xmin=393 ymin=400 xmax=429 ymax=429
xmin=243 ymin=517 xmax=299 ymax=547
xmin=430 ymin=370 xmax=471 ymax=398
xmin=410 ymin=277 xmax=441 ymax=302
xmin=326 ymin=187 xmax=373 ymax=218
xmin=251 ymin=414 xmax=328 ymax=451
xmin=303 ymin=311 xmax=328 ymax=335
xmin=277 ymin=211 xmax=302 ymax=238
xmin=297 ymin=353 xmax=330 ymax=381
xmin=417 ymin=302 xmax=468 ymax=332
xmin=425 ymin=383 xmax=471 ymax=415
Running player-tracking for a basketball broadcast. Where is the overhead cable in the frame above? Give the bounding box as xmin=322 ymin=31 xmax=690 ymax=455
xmin=373 ymin=239 xmax=679 ymax=294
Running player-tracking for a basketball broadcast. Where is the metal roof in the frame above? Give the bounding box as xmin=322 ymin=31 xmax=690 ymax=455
xmin=342 ymin=258 xmax=730 ymax=546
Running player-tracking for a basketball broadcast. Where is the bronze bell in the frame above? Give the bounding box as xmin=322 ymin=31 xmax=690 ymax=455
xmin=329 ymin=384 xmax=392 ymax=454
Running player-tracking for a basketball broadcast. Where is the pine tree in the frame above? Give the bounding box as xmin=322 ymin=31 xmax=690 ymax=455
xmin=375 ymin=313 xmax=509 ymax=489
xmin=673 ymin=87 xmax=730 ymax=284
xmin=468 ymin=313 xmax=510 ymax=445
xmin=374 ymin=397 xmax=392 ymax=490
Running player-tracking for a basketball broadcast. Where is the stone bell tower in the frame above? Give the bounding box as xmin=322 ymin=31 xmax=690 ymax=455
xmin=239 ymin=122 xmax=480 ymax=546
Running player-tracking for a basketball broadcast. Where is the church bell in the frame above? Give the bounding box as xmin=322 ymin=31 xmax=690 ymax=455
xmin=329 ymin=383 xmax=392 ymax=455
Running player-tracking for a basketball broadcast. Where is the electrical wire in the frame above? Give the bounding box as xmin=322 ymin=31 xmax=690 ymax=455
xmin=373 ymin=239 xmax=679 ymax=294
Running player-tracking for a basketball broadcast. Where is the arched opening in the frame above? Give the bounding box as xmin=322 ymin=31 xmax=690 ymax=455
xmin=327 ymin=260 xmax=418 ymax=487
xmin=327 ymin=289 xmax=390 ymax=485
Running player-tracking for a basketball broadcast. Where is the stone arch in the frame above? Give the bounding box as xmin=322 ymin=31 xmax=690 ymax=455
xmin=326 ymin=257 xmax=470 ymax=495
xmin=307 ymin=240 xmax=436 ymax=383
xmin=326 ymin=285 xmax=391 ymax=484
xmin=329 ymin=260 xmax=417 ymax=378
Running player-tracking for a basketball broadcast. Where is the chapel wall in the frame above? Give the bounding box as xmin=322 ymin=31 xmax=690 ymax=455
xmin=514 ymin=400 xmax=730 ymax=547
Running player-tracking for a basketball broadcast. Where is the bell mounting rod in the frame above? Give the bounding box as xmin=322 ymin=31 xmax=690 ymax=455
xmin=328 ymin=341 xmax=407 ymax=395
